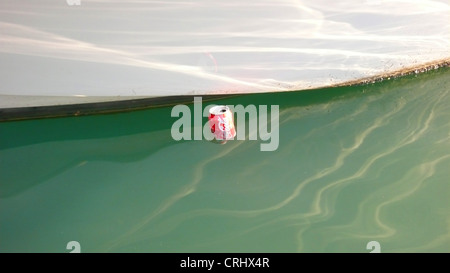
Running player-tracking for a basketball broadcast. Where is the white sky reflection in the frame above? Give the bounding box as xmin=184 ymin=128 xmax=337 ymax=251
xmin=0 ymin=0 xmax=448 ymax=102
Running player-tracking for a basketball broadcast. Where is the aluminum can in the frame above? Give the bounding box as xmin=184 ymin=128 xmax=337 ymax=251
xmin=208 ymin=105 xmax=236 ymax=143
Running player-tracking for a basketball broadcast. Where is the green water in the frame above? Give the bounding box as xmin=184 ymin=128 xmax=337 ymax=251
xmin=1 ymin=69 xmax=449 ymax=253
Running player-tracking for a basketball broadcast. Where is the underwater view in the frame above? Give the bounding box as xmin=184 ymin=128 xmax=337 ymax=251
xmin=1 ymin=68 xmax=449 ymax=253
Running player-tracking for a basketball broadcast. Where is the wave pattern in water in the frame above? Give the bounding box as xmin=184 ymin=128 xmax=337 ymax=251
xmin=0 ymin=0 xmax=449 ymax=99
xmin=0 ymin=69 xmax=449 ymax=252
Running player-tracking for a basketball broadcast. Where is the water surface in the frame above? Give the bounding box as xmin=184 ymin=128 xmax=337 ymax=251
xmin=1 ymin=69 xmax=449 ymax=252
xmin=1 ymin=0 xmax=449 ymax=102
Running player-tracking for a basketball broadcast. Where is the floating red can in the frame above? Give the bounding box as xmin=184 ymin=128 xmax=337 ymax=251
xmin=208 ymin=105 xmax=236 ymax=143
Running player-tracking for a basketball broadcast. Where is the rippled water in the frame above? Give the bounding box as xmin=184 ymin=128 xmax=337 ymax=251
xmin=1 ymin=0 xmax=449 ymax=101
xmin=1 ymin=69 xmax=449 ymax=252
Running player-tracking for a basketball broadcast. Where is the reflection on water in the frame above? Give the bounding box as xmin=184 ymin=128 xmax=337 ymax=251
xmin=0 ymin=0 xmax=449 ymax=98
xmin=1 ymin=69 xmax=449 ymax=252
